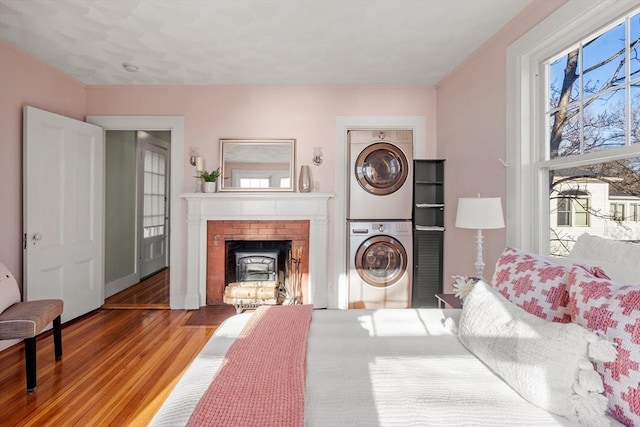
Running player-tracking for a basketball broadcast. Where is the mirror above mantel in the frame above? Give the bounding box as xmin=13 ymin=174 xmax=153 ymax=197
xmin=219 ymin=139 xmax=296 ymax=192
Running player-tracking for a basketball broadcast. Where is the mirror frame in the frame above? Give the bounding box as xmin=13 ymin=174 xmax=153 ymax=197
xmin=219 ymin=138 xmax=296 ymax=192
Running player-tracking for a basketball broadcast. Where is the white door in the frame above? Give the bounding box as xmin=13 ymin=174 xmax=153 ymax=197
xmin=23 ymin=106 xmax=104 ymax=322
xmin=139 ymin=136 xmax=170 ymax=278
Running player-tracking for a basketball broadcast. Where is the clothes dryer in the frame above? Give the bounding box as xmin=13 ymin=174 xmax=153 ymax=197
xmin=348 ymin=220 xmax=412 ymax=309
xmin=348 ymin=130 xmax=413 ymax=220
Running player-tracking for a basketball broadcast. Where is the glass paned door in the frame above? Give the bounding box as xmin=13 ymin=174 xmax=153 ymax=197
xmin=139 ymin=136 xmax=170 ymax=278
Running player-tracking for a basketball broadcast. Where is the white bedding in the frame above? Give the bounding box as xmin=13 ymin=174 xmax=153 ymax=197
xmin=150 ymin=308 xmax=618 ymax=426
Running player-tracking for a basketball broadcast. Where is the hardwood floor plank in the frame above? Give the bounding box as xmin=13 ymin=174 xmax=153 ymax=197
xmin=0 ymin=308 xmax=216 ymax=426
xmin=103 ymin=269 xmax=170 ymax=309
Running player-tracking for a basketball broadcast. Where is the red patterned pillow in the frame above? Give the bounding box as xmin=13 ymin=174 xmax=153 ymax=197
xmin=568 ymin=265 xmax=640 ymax=427
xmin=491 ymin=247 xmax=571 ymax=323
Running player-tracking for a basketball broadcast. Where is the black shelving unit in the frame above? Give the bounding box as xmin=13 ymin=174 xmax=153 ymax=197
xmin=412 ymin=159 xmax=445 ymax=307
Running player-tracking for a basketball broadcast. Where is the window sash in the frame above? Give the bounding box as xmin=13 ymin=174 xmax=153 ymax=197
xmin=506 ymin=1 xmax=640 ymax=254
xmin=556 ymin=198 xmax=572 ymax=226
xmin=574 ymin=198 xmax=589 ymax=226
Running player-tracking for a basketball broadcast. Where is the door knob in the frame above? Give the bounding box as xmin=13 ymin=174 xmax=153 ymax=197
xmin=32 ymin=233 xmax=42 ymax=241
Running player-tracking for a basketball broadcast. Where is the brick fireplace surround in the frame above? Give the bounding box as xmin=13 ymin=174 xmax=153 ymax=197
xmin=183 ymin=193 xmax=333 ymax=309
xmin=207 ymin=220 xmax=310 ymax=304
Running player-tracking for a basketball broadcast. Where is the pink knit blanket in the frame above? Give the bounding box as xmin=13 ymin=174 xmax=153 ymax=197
xmin=186 ymin=304 xmax=313 ymax=427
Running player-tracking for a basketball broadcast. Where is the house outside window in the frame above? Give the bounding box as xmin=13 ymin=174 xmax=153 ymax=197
xmin=556 ymin=198 xmax=571 ymax=226
xmin=555 ymin=194 xmax=590 ymax=227
xmin=507 ymin=2 xmax=640 ymax=257
xmin=610 ymin=203 xmax=626 ymax=221
xmin=574 ymin=198 xmax=590 ymax=226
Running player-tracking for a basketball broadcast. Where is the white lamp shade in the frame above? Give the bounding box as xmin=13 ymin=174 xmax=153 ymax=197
xmin=455 ymin=197 xmax=505 ymax=230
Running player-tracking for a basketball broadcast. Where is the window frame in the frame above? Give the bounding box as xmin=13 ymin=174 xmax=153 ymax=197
xmin=506 ymin=0 xmax=640 ymax=254
xmin=610 ymin=202 xmax=626 ymax=221
xmin=573 ymin=197 xmax=590 ymax=227
xmin=631 ymin=203 xmax=640 ymax=221
xmin=556 ymin=197 xmax=572 ymax=227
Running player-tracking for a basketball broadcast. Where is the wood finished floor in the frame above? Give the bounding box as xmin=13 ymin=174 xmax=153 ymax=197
xmin=0 ymin=308 xmax=216 ymax=426
xmin=0 ymin=271 xmax=220 ymax=425
xmin=102 ymin=268 xmax=170 ymax=309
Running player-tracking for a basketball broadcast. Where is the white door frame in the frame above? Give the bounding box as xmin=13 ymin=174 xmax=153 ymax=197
xmin=87 ymin=116 xmax=185 ymax=309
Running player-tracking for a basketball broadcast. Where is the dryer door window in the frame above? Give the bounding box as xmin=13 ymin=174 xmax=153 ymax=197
xmin=355 ymin=236 xmax=407 ymax=288
xmin=354 ymin=142 xmax=409 ymax=195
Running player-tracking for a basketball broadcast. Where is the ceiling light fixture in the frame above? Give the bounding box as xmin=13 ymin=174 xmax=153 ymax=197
xmin=122 ymin=63 xmax=139 ymax=73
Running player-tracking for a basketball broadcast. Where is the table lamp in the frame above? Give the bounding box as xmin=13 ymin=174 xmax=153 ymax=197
xmin=455 ymin=196 xmax=505 ymax=280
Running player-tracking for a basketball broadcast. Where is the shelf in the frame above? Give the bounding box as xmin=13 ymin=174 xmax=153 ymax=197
xmin=415 ymin=203 xmax=444 ymax=208
xmin=415 ymin=225 xmax=445 ymax=231
xmin=413 ymin=160 xmax=445 ymax=308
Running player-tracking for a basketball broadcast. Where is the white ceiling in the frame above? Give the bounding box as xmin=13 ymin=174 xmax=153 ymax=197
xmin=0 ymin=0 xmax=531 ymax=86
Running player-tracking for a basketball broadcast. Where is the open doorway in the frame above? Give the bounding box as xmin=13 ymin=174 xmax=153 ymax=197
xmin=87 ymin=115 xmax=184 ymax=310
xmin=102 ymin=130 xmax=170 ymax=308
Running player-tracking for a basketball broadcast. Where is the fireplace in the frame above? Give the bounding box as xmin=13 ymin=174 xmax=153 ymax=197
xmin=207 ymin=220 xmax=309 ymax=304
xmin=183 ymin=193 xmax=332 ymax=309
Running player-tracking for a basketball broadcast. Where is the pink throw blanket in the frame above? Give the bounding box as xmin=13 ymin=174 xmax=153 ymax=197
xmin=186 ymin=304 xmax=313 ymax=427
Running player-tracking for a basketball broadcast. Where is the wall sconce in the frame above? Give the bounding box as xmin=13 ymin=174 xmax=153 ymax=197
xmin=189 ymin=147 xmax=204 ymax=172
xmin=312 ymin=147 xmax=323 ymax=166
xmin=189 ymin=147 xmax=204 ymax=192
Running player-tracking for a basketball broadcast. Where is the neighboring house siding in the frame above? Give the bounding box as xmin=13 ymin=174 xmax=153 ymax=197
xmin=550 ymin=180 xmax=640 ymax=255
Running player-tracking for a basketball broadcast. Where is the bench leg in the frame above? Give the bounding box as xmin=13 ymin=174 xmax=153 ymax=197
xmin=25 ymin=337 xmax=36 ymax=393
xmin=53 ymin=316 xmax=62 ymax=361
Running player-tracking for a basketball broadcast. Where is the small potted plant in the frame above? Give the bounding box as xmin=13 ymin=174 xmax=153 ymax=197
xmin=198 ymin=167 xmax=220 ymax=193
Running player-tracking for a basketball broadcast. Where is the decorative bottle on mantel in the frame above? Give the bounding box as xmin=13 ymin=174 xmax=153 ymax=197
xmin=299 ymin=165 xmax=311 ymax=193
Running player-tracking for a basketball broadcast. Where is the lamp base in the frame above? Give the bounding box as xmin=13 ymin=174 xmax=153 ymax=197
xmin=474 ymin=229 xmax=486 ymax=280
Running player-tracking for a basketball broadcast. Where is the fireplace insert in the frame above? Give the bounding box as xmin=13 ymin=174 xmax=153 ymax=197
xmin=225 ymin=240 xmax=292 ymax=286
xmin=235 ymin=251 xmax=279 ymax=282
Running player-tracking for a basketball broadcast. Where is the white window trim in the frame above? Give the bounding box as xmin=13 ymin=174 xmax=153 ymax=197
xmin=506 ymin=0 xmax=640 ymax=253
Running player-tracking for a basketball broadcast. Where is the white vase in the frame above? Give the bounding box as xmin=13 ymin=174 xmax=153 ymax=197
xmin=203 ymin=181 xmax=217 ymax=193
xmin=299 ymin=165 xmax=311 ymax=193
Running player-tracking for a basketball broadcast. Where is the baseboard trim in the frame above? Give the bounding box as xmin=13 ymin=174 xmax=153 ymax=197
xmin=105 ymin=274 xmax=139 ymax=298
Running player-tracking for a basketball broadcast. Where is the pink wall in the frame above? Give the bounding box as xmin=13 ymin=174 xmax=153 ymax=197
xmin=85 ymin=85 xmax=437 ymax=193
xmin=436 ymin=0 xmax=566 ymax=290
xmin=1 ymin=0 xmax=569 ymax=300
xmin=0 ymin=40 xmax=86 ymax=288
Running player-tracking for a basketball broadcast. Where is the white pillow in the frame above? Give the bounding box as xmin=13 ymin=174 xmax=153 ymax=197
xmin=458 ymin=281 xmax=615 ymax=427
xmin=567 ymin=233 xmax=640 ymax=284
xmin=0 ymin=262 xmax=21 ymax=313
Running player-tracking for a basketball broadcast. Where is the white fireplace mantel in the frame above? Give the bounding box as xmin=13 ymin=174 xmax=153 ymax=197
xmin=182 ymin=192 xmax=334 ymax=309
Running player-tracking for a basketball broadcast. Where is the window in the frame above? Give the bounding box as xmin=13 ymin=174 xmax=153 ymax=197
xmin=574 ymin=198 xmax=590 ymax=226
xmin=507 ymin=2 xmax=640 ymax=255
xmin=610 ymin=203 xmax=626 ymax=221
xmin=631 ymin=203 xmax=640 ymax=221
xmin=142 ymin=149 xmax=166 ymax=238
xmin=554 ymin=195 xmax=590 ymax=227
xmin=544 ymin=9 xmax=640 ymax=251
xmin=556 ymin=198 xmax=571 ymax=226
xmin=240 ymin=178 xmax=269 ymax=188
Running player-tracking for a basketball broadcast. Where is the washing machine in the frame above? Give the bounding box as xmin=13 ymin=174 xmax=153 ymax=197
xmin=348 ymin=130 xmax=413 ymax=220
xmin=348 ymin=220 xmax=412 ymax=309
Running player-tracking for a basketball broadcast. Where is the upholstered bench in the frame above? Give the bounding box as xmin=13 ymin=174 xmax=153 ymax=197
xmin=0 ymin=262 xmax=63 ymax=393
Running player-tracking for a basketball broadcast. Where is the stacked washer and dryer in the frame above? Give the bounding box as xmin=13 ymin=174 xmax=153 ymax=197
xmin=347 ymin=130 xmax=413 ymax=309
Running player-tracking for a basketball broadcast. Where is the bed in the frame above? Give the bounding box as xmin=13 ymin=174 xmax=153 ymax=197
xmin=150 ymin=234 xmax=639 ymax=427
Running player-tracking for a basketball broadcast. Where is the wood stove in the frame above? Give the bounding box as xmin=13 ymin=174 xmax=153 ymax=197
xmin=235 ymin=251 xmax=279 ymax=282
